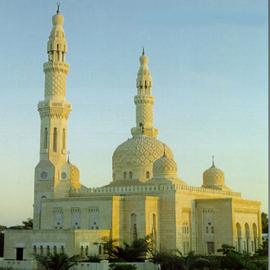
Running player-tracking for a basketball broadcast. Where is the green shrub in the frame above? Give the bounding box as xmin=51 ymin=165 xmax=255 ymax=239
xmin=85 ymin=255 xmax=101 ymax=262
xmin=152 ymin=252 xmax=186 ymax=270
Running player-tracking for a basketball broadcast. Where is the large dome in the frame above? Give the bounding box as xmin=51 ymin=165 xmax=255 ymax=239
xmin=112 ymin=135 xmax=173 ymax=183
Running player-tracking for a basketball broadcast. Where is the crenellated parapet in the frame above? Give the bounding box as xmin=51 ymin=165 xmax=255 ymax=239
xmin=69 ymin=182 xmax=242 ymax=198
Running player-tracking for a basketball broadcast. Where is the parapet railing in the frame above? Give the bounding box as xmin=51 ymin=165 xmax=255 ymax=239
xmin=71 ymin=183 xmax=241 ymax=198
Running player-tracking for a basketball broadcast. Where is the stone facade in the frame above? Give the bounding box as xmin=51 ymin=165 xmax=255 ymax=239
xmin=4 ymin=9 xmax=261 ymax=261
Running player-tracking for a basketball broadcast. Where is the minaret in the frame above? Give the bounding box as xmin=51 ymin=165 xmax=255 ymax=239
xmin=131 ymin=49 xmax=158 ymax=138
xmin=33 ymin=7 xmax=71 ymax=229
xmin=38 ymin=5 xmax=71 ymax=163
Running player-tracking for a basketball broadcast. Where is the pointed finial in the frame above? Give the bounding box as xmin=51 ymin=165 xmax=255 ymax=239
xmin=142 ymin=47 xmax=145 ymax=56
xmin=212 ymin=155 xmax=215 ymax=167
xmin=67 ymin=150 xmax=70 ymax=163
xmin=57 ymin=2 xmax=60 ymax=14
xmin=163 ymin=144 xmax=166 ymax=157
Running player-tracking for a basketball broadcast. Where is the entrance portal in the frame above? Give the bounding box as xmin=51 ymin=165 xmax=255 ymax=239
xmin=16 ymin=247 xmax=23 ymax=260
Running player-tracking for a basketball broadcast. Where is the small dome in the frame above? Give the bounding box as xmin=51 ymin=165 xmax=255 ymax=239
xmin=153 ymin=153 xmax=177 ymax=179
xmin=203 ymin=161 xmax=224 ymax=188
xmin=112 ymin=135 xmax=173 ymax=183
xmin=69 ymin=163 xmax=80 ymax=189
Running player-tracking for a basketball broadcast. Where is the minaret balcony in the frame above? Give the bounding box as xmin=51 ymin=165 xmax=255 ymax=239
xmin=38 ymin=100 xmax=72 ymax=119
xmin=43 ymin=62 xmax=69 ymax=74
xmin=131 ymin=127 xmax=158 ymax=138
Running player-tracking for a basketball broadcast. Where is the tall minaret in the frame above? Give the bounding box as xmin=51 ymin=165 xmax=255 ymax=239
xmin=33 ymin=7 xmax=71 ymax=229
xmin=131 ymin=49 xmax=158 ymax=138
xmin=39 ymin=5 xmax=70 ymax=162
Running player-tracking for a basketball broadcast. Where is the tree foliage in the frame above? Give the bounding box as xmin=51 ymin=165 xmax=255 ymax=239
xmin=22 ymin=218 xmax=33 ymax=229
xmin=0 ymin=226 xmax=7 ymax=232
xmin=103 ymin=237 xmax=151 ymax=262
xmin=255 ymin=238 xmax=268 ymax=256
xmin=8 ymin=218 xmax=33 ymax=230
xmin=152 ymin=251 xmax=186 ymax=270
xmin=34 ymin=253 xmax=79 ymax=270
xmin=261 ymin=212 xmax=268 ymax=233
xmin=85 ymin=255 xmax=101 ymax=262
xmin=217 ymin=244 xmax=266 ymax=270
xmin=151 ymin=244 xmax=268 ymax=270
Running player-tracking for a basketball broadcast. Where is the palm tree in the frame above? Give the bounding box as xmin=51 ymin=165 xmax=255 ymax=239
xmin=102 ymin=236 xmax=151 ymax=262
xmin=34 ymin=253 xmax=79 ymax=270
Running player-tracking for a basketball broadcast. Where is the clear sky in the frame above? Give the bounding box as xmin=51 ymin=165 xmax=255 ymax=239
xmin=0 ymin=0 xmax=268 ymax=226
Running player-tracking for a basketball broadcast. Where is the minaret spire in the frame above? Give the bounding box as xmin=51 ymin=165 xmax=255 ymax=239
xmin=131 ymin=50 xmax=158 ymax=138
xmin=212 ymin=155 xmax=215 ymax=167
xmin=57 ymin=2 xmax=60 ymax=14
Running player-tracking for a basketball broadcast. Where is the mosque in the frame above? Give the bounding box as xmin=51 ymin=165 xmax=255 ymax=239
xmin=4 ymin=8 xmax=262 ymax=261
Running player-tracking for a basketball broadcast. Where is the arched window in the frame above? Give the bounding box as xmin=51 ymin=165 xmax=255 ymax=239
xmin=245 ymin=223 xmax=250 ymax=253
xmin=33 ymin=245 xmax=37 ymax=254
xmin=60 ymin=246 xmax=64 ymax=253
xmin=44 ymin=128 xmax=48 ymax=149
xmin=253 ymin=223 xmax=257 ymax=251
xmin=146 ymin=171 xmax=150 ymax=179
xmin=182 ymin=222 xmax=189 ymax=235
xmin=53 ymin=246 xmax=57 ymax=254
xmin=46 ymin=245 xmax=50 ymax=255
xmin=62 ymin=128 xmax=66 ymax=150
xmin=85 ymin=246 xmax=89 ymax=256
xmin=205 ymin=222 xmax=214 ymax=235
xmin=89 ymin=207 xmax=100 ymax=229
xmin=80 ymin=246 xmax=84 ymax=256
xmin=53 ymin=128 xmax=57 ymax=152
xmin=123 ymin=172 xmax=127 ymax=180
xmin=54 ymin=208 xmax=63 ymax=229
xmin=71 ymin=208 xmax=80 ymax=229
xmin=131 ymin=213 xmax=137 ymax=241
xmin=129 ymin=171 xmax=133 ymax=179
xmin=40 ymin=246 xmax=43 ymax=255
xmin=236 ymin=223 xmax=242 ymax=252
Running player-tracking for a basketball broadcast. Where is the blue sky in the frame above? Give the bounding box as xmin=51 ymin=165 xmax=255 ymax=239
xmin=0 ymin=0 xmax=268 ymax=226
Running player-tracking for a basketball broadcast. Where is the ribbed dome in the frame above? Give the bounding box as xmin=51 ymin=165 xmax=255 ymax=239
xmin=203 ymin=163 xmax=224 ymax=188
xmin=153 ymin=154 xmax=177 ymax=179
xmin=69 ymin=163 xmax=80 ymax=189
xmin=112 ymin=135 xmax=173 ymax=183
